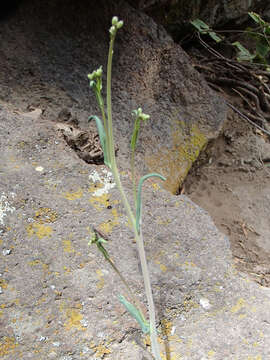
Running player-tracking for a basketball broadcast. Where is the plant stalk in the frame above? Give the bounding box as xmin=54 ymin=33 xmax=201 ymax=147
xmin=106 ymin=31 xmax=161 ymax=360
xmin=131 ymin=148 xmax=137 ymax=209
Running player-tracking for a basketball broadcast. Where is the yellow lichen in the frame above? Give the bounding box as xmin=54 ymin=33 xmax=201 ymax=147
xmin=208 ymin=349 xmax=215 ymax=357
xmin=62 ymin=188 xmax=83 ymax=200
xmin=181 ymin=261 xmax=196 ymax=268
xmin=26 ymin=223 xmax=52 ymax=239
xmin=155 ymin=260 xmax=167 ymax=273
xmin=62 ymin=239 xmax=75 ymax=253
xmin=0 ymin=337 xmax=18 ymax=357
xmin=231 ymin=298 xmax=246 ymax=313
xmin=34 ymin=208 xmax=58 ymax=224
xmin=28 ymin=260 xmax=41 ymax=266
xmin=151 ymin=182 xmax=160 ymax=191
xmin=0 ymin=279 xmax=8 ymax=289
xmin=161 ymin=319 xmax=173 ymax=337
xmin=96 ymin=206 xmax=120 ymax=235
xmin=64 ymin=308 xmax=85 ymax=331
xmin=96 ymin=269 xmax=105 ymax=289
xmin=159 ymin=264 xmax=167 ymax=272
xmin=92 ymin=343 xmax=112 ymax=357
xmin=146 ymin=121 xmax=207 ymax=193
xmin=157 ymin=216 xmax=172 ymax=225
xmin=63 ymin=266 xmax=71 ymax=273
xmin=88 ymin=182 xmax=104 ymax=194
xmin=89 ymin=193 xmax=110 ymax=211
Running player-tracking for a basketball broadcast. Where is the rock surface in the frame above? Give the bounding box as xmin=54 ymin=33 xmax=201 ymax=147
xmin=134 ymin=0 xmax=270 ymax=33
xmin=0 ymin=0 xmax=227 ymax=193
xmin=0 ymin=104 xmax=270 ymax=359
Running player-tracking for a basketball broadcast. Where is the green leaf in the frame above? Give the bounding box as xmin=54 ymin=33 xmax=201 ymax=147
xmin=264 ymin=26 xmax=270 ymax=36
xmin=249 ymin=12 xmax=266 ymax=27
xmin=88 ymin=229 xmax=110 ymax=261
xmin=208 ymin=31 xmax=223 ymax=43
xmin=190 ymin=19 xmax=223 ymax=42
xmin=232 ymin=41 xmax=255 ymax=62
xmin=190 ymin=19 xmax=210 ymax=32
xmin=88 ymin=115 xmax=110 ymax=167
xmin=118 ymin=295 xmax=150 ymax=334
xmin=256 ymin=40 xmax=270 ymax=59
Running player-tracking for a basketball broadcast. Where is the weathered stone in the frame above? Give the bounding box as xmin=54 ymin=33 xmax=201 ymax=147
xmin=0 ymin=102 xmax=270 ymax=359
xmin=0 ymin=0 xmax=226 ymax=193
xmin=132 ymin=0 xmax=270 ymax=29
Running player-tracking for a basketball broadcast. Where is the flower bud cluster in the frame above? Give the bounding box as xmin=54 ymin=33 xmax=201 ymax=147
xmin=88 ymin=66 xmax=103 ymax=89
xmin=132 ymin=107 xmax=150 ymax=121
xmin=109 ymin=16 xmax=124 ymax=37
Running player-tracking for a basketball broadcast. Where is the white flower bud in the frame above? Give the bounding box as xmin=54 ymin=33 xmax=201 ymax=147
xmin=116 ymin=20 xmax=124 ymax=29
xmin=96 ymin=66 xmax=103 ymax=77
xmin=142 ymin=114 xmax=150 ymax=121
xmin=112 ymin=16 xmax=119 ymax=25
xmin=109 ymin=26 xmax=116 ymax=36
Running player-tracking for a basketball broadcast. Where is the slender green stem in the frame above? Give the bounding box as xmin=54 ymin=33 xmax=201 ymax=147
xmin=106 ymin=35 xmax=116 ymax=167
xmin=131 ymin=148 xmax=137 ymax=208
xmin=106 ymin=28 xmax=161 ymax=360
xmin=113 ymin=165 xmax=161 ymax=360
xmin=97 ymin=95 xmax=108 ymax=140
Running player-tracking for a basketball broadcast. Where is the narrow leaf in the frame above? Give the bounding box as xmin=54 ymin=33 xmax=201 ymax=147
xmin=256 ymin=40 xmax=270 ymax=59
xmin=191 ymin=19 xmax=222 ymax=42
xmin=118 ymin=295 xmax=150 ymax=334
xmin=190 ymin=19 xmax=210 ymax=33
xmin=88 ymin=115 xmax=110 ymax=167
xmin=249 ymin=12 xmax=265 ymax=26
xmin=209 ymin=31 xmax=223 ymax=43
xmin=232 ymin=41 xmax=255 ymax=62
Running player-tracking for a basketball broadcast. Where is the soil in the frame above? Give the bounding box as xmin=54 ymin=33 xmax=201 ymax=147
xmin=182 ymin=101 xmax=270 ymax=286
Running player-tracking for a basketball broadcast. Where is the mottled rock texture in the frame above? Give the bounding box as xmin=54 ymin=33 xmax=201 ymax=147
xmin=0 ymin=0 xmax=226 ymax=193
xmin=132 ymin=0 xmax=270 ymax=28
xmin=0 ymin=101 xmax=269 ymax=360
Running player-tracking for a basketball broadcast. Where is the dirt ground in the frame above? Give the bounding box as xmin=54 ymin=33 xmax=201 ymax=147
xmin=182 ymin=101 xmax=270 ymax=286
